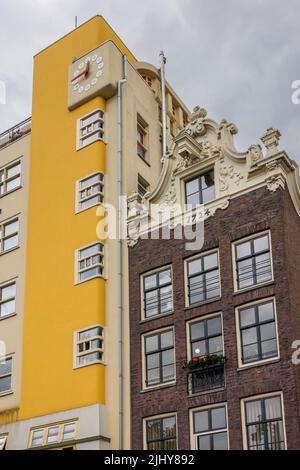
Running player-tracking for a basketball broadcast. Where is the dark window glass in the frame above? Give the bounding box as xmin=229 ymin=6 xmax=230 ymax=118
xmin=194 ymin=406 xmax=228 ymax=450
xmin=245 ymin=396 xmax=285 ymax=450
xmin=235 ymin=234 xmax=272 ymax=290
xmin=187 ymin=252 xmax=220 ymax=305
xmin=146 ymin=416 xmax=177 ymax=450
xmin=143 ymin=268 xmax=173 ymax=318
xmin=145 ymin=330 xmax=175 ymax=387
xmin=239 ymin=300 xmax=278 ymax=364
xmin=185 ymin=171 xmax=215 ymax=208
xmin=190 ymin=315 xmax=223 ymax=358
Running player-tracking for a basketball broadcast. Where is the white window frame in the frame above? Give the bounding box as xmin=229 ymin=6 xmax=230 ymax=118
xmin=184 ymin=248 xmax=221 ymax=308
xmin=140 ymin=265 xmax=174 ymax=321
xmin=75 ymin=172 xmax=104 ymax=213
xmin=28 ymin=420 xmax=78 ymax=448
xmin=0 ymin=435 xmax=8 ymax=450
xmin=137 ymin=114 xmax=149 ymax=162
xmin=141 ymin=326 xmax=176 ymax=391
xmin=0 ymin=216 xmax=20 ymax=255
xmin=232 ymin=230 xmax=274 ymax=293
xmin=75 ymin=242 xmax=104 ymax=284
xmin=241 ymin=391 xmax=287 ymax=450
xmin=143 ymin=413 xmax=178 ymax=450
xmin=0 ymin=279 xmax=17 ymax=320
xmin=76 ymin=109 xmax=104 ymax=150
xmin=73 ymin=325 xmax=105 ymax=368
xmin=0 ymin=159 xmax=22 ymax=197
xmin=235 ymin=297 xmax=280 ymax=369
xmin=189 ymin=402 xmax=229 ymax=450
xmin=0 ymin=355 xmax=13 ymax=396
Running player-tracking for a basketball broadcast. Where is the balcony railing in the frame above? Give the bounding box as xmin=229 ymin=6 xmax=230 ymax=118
xmin=0 ymin=117 xmax=31 ymax=150
xmin=186 ymin=359 xmax=225 ymax=395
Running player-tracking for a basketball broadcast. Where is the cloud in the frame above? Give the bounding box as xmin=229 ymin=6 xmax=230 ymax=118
xmin=0 ymin=0 xmax=300 ymax=163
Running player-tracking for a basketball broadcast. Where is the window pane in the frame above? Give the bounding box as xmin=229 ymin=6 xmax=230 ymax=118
xmin=147 ymin=352 xmax=159 ymax=370
xmin=79 ymin=244 xmax=100 ymax=259
xmin=147 ymin=368 xmax=160 ymax=386
xmin=162 ymin=364 xmax=175 ymax=382
xmin=78 ymin=352 xmax=101 ymax=365
xmin=198 ymin=434 xmax=211 ymax=450
xmin=237 ymin=259 xmax=254 ymax=288
xmin=188 ymin=258 xmax=202 ymax=276
xmin=0 ymin=358 xmax=12 ymax=375
xmin=194 ymin=410 xmax=209 ymax=433
xmin=147 ymin=420 xmax=160 ymax=442
xmin=145 ymin=290 xmax=159 ymax=317
xmin=255 ymin=253 xmax=272 ymax=283
xmin=207 ymin=316 xmax=222 ymax=336
xmin=159 ymin=269 xmax=171 ymax=286
xmin=201 ymin=171 xmax=214 ymax=189
xmin=145 ymin=335 xmax=158 ymax=353
xmin=63 ymin=423 xmax=76 ymax=441
xmin=246 ymin=400 xmax=262 ymax=423
xmin=4 ymin=235 xmax=19 ymax=251
xmin=202 ymin=185 xmax=215 ymax=204
xmin=211 ymin=407 xmax=226 ymax=430
xmin=208 ymin=336 xmax=223 ymax=355
xmin=162 ymin=417 xmax=176 ymax=438
xmin=47 ymin=426 xmax=59 ymax=443
xmin=189 ymin=274 xmax=204 ymax=304
xmin=160 ymin=330 xmax=173 ymax=348
xmin=258 ymin=302 xmax=274 ymax=322
xmin=1 ymin=283 xmax=16 ymax=300
xmin=0 ymin=376 xmax=11 ymax=393
xmin=79 ymin=267 xmax=101 ymax=280
xmin=186 ymin=193 xmax=200 ymax=208
xmin=261 ymin=339 xmax=277 ymax=359
xmin=254 ymin=235 xmax=269 ymax=254
xmin=4 ymin=220 xmax=19 ymax=236
xmin=185 ymin=178 xmax=199 ymax=196
xmin=31 ymin=430 xmax=44 ymax=447
xmin=7 ymin=177 xmax=21 ymax=192
xmin=144 ymin=274 xmax=157 ymax=291
xmin=242 ymin=327 xmax=258 ymax=346
xmin=160 ymin=285 xmax=173 ymax=313
xmin=236 ymin=240 xmax=252 ymax=259
xmin=240 ymin=307 xmax=256 ymax=327
xmin=265 ymin=397 xmax=282 ymax=420
xmin=203 ymin=253 xmax=218 ymax=271
xmin=192 ymin=340 xmax=206 ymax=357
xmin=0 ymin=299 xmax=15 ymax=317
xmin=206 ymin=269 xmax=220 ymax=299
xmin=213 ymin=432 xmax=228 ymax=450
xmin=80 ymin=195 xmax=101 ymax=210
xmin=243 ymin=344 xmax=259 ymax=363
xmin=80 ymin=173 xmax=101 ymax=188
xmin=248 ymin=423 xmax=265 ymax=449
xmin=79 ymin=327 xmax=101 ymax=341
xmin=266 ymin=420 xmax=284 ymax=450
xmin=7 ymin=163 xmax=20 ymax=178
xmin=190 ymin=321 xmax=205 ymax=341
xmin=260 ymin=323 xmax=276 ymax=342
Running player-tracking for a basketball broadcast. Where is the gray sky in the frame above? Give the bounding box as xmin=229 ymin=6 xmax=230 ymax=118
xmin=1 ymin=0 xmax=300 ymax=163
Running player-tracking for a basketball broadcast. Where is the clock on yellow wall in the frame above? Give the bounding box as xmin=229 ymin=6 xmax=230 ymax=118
xmin=68 ymin=41 xmax=123 ymax=110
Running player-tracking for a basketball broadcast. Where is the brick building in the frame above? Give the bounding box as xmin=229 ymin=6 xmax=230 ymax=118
xmin=127 ymin=107 xmax=300 ymax=450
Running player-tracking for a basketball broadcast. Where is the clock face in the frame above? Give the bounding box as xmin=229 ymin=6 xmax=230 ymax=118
xmin=71 ymin=53 xmax=105 ymax=95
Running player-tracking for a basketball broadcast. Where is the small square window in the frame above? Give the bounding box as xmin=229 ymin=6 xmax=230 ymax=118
xmin=185 ymin=171 xmax=215 ymax=208
xmin=0 ymin=217 xmax=19 ymax=254
xmin=0 ymin=161 xmax=21 ymax=197
xmin=74 ymin=326 xmax=104 ymax=367
xmin=77 ymin=110 xmax=104 ymax=149
xmin=75 ymin=243 xmax=104 ymax=283
xmin=0 ymin=280 xmax=17 ymax=319
xmin=76 ymin=172 xmax=104 ymax=212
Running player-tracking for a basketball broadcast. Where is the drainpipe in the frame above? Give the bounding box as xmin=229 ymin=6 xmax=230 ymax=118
xmin=159 ymin=51 xmax=167 ymax=158
xmin=117 ymin=54 xmax=127 ymax=450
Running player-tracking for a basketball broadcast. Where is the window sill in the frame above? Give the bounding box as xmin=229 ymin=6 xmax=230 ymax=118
xmin=75 ymin=202 xmax=102 ymax=215
xmin=0 ymin=246 xmax=20 ymax=257
xmin=140 ymin=311 xmax=174 ymax=324
xmin=0 ymin=185 xmax=22 ymax=199
xmin=0 ymin=313 xmax=17 ymax=322
xmin=74 ymin=274 xmax=106 ymax=286
xmin=76 ymin=137 xmax=106 ymax=152
xmin=184 ymin=297 xmax=221 ymax=311
xmin=138 ymin=155 xmax=151 ymax=167
xmin=141 ymin=381 xmax=176 ymax=393
xmin=237 ymin=357 xmax=280 ymax=371
xmin=73 ymin=360 xmax=105 ymax=370
xmin=0 ymin=390 xmax=13 ymax=398
xmin=233 ymin=281 xmax=275 ymax=296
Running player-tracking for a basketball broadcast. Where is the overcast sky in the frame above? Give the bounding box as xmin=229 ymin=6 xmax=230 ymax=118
xmin=1 ymin=0 xmax=300 ymax=163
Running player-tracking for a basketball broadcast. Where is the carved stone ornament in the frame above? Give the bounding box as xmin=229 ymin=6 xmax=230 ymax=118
xmin=248 ymin=144 xmax=263 ymax=166
xmin=219 ymin=156 xmax=243 ymax=192
xmin=265 ymin=160 xmax=285 ymax=192
xmin=185 ymin=106 xmax=208 ymax=138
xmin=261 ymin=128 xmax=281 ymax=157
xmin=164 ymin=174 xmax=177 ymax=204
xmin=175 ymin=140 xmax=221 ymax=173
xmin=217 ymin=119 xmax=238 ymax=139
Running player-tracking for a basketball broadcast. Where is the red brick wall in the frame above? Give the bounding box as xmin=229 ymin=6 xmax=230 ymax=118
xmin=129 ymin=186 xmax=300 ymax=450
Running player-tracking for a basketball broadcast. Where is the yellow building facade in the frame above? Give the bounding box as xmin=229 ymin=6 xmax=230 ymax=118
xmin=0 ymin=16 xmax=189 ymax=450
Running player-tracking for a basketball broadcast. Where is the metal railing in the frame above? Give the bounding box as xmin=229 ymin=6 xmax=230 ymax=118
xmin=0 ymin=117 xmax=31 ymax=150
xmin=187 ymin=361 xmax=225 ymax=395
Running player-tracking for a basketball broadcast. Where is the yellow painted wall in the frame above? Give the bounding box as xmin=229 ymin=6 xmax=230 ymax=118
xmin=20 ymin=16 xmax=135 ymax=419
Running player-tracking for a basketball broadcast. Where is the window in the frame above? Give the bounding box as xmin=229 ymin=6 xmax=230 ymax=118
xmin=143 ymin=329 xmax=175 ymax=388
xmin=234 ymin=232 xmax=273 ymax=290
xmin=145 ymin=415 xmax=177 ymax=450
xmin=142 ymin=268 xmax=173 ymax=319
xmin=141 ymin=75 xmax=153 ymax=88
xmin=0 ymin=217 xmax=19 ymax=253
xmin=185 ymin=170 xmax=215 ymax=207
xmin=138 ymin=174 xmax=150 ymax=198
xmin=189 ymin=314 xmax=223 ymax=359
xmin=137 ymin=115 xmax=148 ymax=161
xmin=76 ymin=172 xmax=104 ymax=212
xmin=0 ymin=161 xmax=21 ymax=196
xmin=192 ymin=405 xmax=228 ymax=450
xmin=29 ymin=421 xmax=77 ymax=448
xmin=77 ymin=109 xmax=104 ymax=149
xmin=237 ymin=299 xmax=279 ymax=366
xmin=0 ymin=357 xmax=12 ymax=395
xmin=74 ymin=326 xmax=104 ymax=367
xmin=0 ymin=280 xmax=16 ymax=319
xmin=243 ymin=394 xmax=285 ymax=450
xmin=0 ymin=435 xmax=7 ymax=450
xmin=186 ymin=251 xmax=220 ymax=305
xmin=76 ymin=242 xmax=104 ymax=283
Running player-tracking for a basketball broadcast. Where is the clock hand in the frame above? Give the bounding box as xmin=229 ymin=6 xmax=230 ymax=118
xmin=71 ymin=61 xmax=90 ymax=83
